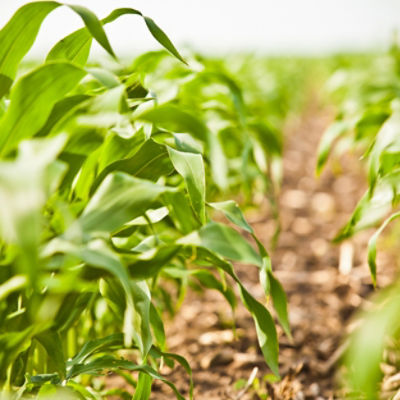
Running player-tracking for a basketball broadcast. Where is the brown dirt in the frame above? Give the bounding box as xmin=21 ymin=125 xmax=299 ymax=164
xmin=109 ymin=97 xmax=399 ymax=399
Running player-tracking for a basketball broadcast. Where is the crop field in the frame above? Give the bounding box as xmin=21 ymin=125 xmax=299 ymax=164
xmin=1 ymin=2 xmax=400 ymax=400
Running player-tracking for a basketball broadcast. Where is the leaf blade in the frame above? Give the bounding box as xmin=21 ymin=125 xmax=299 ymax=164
xmin=0 ymin=62 xmax=85 ymax=156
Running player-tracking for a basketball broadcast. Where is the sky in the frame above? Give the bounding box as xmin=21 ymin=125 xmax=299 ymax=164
xmin=1 ymin=0 xmax=400 ymax=58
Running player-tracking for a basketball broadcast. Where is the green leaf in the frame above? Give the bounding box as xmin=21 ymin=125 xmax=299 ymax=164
xmin=195 ymin=222 xmax=262 ymax=266
xmin=97 ymin=129 xmax=146 ymax=173
xmin=367 ymin=106 xmax=400 ymax=192
xmin=249 ymin=121 xmax=282 ymax=157
xmin=132 ymin=372 xmax=152 ymax=400
xmin=102 ymin=8 xmax=142 ymax=25
xmin=208 ymin=200 xmax=253 ymax=233
xmin=316 ymin=121 xmax=350 ymax=176
xmin=0 ymin=1 xmax=61 ymax=98
xmin=92 ymin=140 xmax=173 ymax=193
xmin=239 ymin=286 xmax=279 ymax=376
xmin=125 ymin=207 xmax=169 ymax=228
xmin=367 ymin=211 xmax=400 ymax=286
xmin=36 ymin=94 xmax=90 ymax=138
xmin=163 ymin=266 xmax=236 ymax=313
xmin=126 ymin=245 xmax=181 ymax=280
xmin=67 ymin=357 xmax=185 ymax=400
xmin=46 ymin=27 xmax=92 ymax=66
xmin=71 ymin=149 xmax=102 ymax=202
xmin=150 ymin=347 xmax=193 ymax=399
xmin=345 ymin=287 xmax=400 ymax=398
xmin=100 ymin=278 xmax=126 ymax=322
xmin=334 ymin=181 xmax=394 ymax=242
xmin=0 ymin=2 xmax=117 ymax=98
xmin=252 ymin=236 xmax=290 ymax=338
xmin=268 ymin=271 xmax=291 ymax=338
xmin=192 ymin=250 xmax=279 ymax=376
xmin=67 ymin=4 xmax=116 ymax=59
xmin=47 ymin=7 xmax=186 ymax=66
xmin=69 ymin=333 xmax=123 ymax=367
xmin=36 ymin=330 xmax=66 ymax=380
xmin=45 ymin=239 xmax=137 ymax=349
xmin=47 ymin=8 xmax=139 ymax=65
xmin=0 ymin=62 xmax=85 ymax=156
xmin=103 ymin=9 xmax=186 ymax=64
xmin=0 ymin=98 xmax=6 ymax=118
xmin=130 ymin=281 xmax=153 ymax=358
xmin=0 ymin=328 xmax=34 ymax=379
xmin=0 ymin=275 xmax=27 ymax=301
xmin=162 ymin=191 xmax=200 ymax=233
xmin=53 ymin=293 xmax=93 ymax=332
xmin=32 ymin=377 xmax=60 ymax=387
xmin=65 ymin=382 xmax=96 ymax=399
xmin=174 ymin=133 xmax=203 ymax=154
xmin=192 ymin=269 xmax=236 ymax=311
xmin=138 ymin=105 xmax=208 ymax=141
xmin=207 ymin=130 xmax=228 ymax=190
xmin=87 ymin=68 xmax=121 ymax=89
xmin=79 ymin=172 xmax=171 ymax=234
xmin=149 ymin=303 xmax=166 ymax=350
xmin=143 ymin=16 xmax=187 ymax=64
xmin=0 ymin=136 xmax=66 ymax=287
xmin=49 ymin=247 xmax=155 ymax=356
xmin=76 ymin=246 xmax=136 ymax=344
xmin=168 ymin=147 xmax=206 ymax=224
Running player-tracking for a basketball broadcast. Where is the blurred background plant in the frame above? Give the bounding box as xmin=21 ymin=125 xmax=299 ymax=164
xmin=317 ymin=41 xmax=400 ymax=398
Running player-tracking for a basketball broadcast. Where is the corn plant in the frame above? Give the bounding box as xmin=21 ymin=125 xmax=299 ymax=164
xmin=318 ymin=50 xmax=400 ymax=278
xmin=0 ymin=2 xmax=290 ymax=399
xmin=317 ymin=47 xmax=400 ymax=398
xmin=129 ymin=52 xmax=316 ymax=250
xmin=125 ymin=52 xmax=282 ymax=205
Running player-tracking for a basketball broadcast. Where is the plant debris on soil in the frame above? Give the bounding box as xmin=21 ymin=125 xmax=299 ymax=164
xmin=109 ymin=98 xmax=399 ymax=399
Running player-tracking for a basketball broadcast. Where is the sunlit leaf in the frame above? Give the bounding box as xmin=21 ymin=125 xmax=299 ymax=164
xmin=0 ymin=62 xmax=85 ymax=156
xmin=0 ymin=2 xmax=60 ymax=98
xmin=79 ymin=172 xmax=171 ymax=234
xmin=168 ymin=147 xmax=206 ymax=224
xmin=143 ymin=16 xmax=187 ymax=64
xmin=194 ymin=222 xmax=262 ymax=267
xmin=208 ymin=200 xmax=253 ymax=233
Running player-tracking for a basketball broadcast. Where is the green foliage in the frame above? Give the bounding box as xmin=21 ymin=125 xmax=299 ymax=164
xmin=131 ymin=53 xmax=309 ymax=201
xmin=317 ymin=47 xmax=400 ymax=397
xmin=0 ymin=2 xmax=290 ymax=399
xmin=318 ymin=50 xmax=400 ymax=269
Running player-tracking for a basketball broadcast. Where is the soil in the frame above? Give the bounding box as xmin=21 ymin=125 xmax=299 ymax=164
xmin=112 ymin=97 xmax=399 ymax=399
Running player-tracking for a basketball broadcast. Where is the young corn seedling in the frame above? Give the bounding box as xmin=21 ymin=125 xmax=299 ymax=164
xmin=0 ymin=2 xmax=289 ymax=398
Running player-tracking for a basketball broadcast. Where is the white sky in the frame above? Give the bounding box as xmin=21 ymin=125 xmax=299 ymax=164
xmin=1 ymin=0 xmax=400 ymax=57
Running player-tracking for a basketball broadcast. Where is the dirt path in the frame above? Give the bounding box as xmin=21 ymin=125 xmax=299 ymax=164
xmin=149 ymin=98 xmax=395 ymax=399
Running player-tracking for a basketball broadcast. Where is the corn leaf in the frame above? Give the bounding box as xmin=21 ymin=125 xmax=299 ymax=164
xmin=208 ymin=200 xmax=253 ymax=233
xmin=168 ymin=147 xmax=206 ymax=224
xmin=0 ymin=62 xmax=85 ymax=156
xmin=367 ymin=211 xmax=400 ymax=286
xmin=79 ymin=173 xmax=171 ymax=234
xmin=0 ymin=2 xmax=60 ymax=98
xmin=195 ymin=222 xmax=263 ymax=267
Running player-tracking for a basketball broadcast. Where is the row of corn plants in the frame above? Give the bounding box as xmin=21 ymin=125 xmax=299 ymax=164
xmin=131 ymin=53 xmax=312 ymax=199
xmin=317 ymin=46 xmax=400 ymax=398
xmin=0 ymin=2 xmax=293 ymax=399
xmin=126 ymin=52 xmax=314 ymax=248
